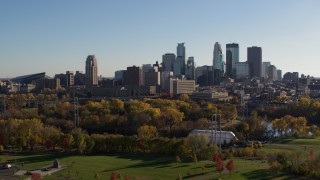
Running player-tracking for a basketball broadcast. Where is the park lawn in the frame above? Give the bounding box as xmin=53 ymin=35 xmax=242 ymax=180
xmin=0 ymin=153 xmax=217 ymax=180
xmin=1 ymin=137 xmax=320 ymax=179
xmin=263 ymin=136 xmax=320 ymax=153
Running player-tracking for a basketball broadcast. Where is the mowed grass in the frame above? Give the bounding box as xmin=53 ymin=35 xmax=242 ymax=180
xmin=1 ymin=153 xmax=216 ymax=179
xmin=263 ymin=136 xmax=320 ymax=153
xmin=1 ymin=137 xmax=319 ymax=180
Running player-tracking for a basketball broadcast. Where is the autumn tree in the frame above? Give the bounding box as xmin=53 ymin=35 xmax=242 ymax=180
xmin=137 ymin=125 xmax=158 ymax=140
xmin=214 ymin=154 xmax=224 ymax=177
xmin=226 ymin=159 xmax=235 ymax=174
xmin=160 ymin=108 xmax=183 ymax=132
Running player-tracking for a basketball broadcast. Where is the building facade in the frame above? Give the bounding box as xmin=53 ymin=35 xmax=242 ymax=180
xmin=213 ymin=42 xmax=224 ymax=85
xmin=176 ymin=43 xmax=186 ymax=75
xmin=226 ymin=43 xmax=239 ymax=79
xmin=185 ymin=57 xmax=195 ymax=80
xmin=277 ymin=69 xmax=282 ymax=81
xmin=247 ymin=46 xmax=262 ymax=78
xmin=162 ymin=53 xmax=176 ymax=72
xmin=124 ymin=66 xmax=142 ymax=86
xmin=268 ymin=65 xmax=277 ymax=80
xmin=145 ymin=67 xmax=160 ymax=86
xmin=235 ymin=62 xmax=249 ymax=79
xmin=85 ymin=55 xmax=98 ymax=87
xmin=262 ymin=62 xmax=271 ymax=79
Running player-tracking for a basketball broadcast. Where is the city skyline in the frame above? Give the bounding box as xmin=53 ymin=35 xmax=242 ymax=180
xmin=1 ymin=0 xmax=320 ymax=78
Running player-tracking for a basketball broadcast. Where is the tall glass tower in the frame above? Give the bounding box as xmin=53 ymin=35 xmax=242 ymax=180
xmin=213 ymin=42 xmax=223 ymax=71
xmin=176 ymin=43 xmax=186 ymax=75
xmin=85 ymin=55 xmax=98 ymax=87
xmin=213 ymin=42 xmax=224 ymax=85
xmin=226 ymin=43 xmax=239 ymax=79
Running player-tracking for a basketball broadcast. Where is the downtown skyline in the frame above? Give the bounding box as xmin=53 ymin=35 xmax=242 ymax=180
xmin=1 ymin=0 xmax=320 ymax=78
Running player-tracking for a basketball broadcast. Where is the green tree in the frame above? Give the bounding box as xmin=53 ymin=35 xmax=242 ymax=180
xmin=185 ymin=134 xmax=209 ymax=163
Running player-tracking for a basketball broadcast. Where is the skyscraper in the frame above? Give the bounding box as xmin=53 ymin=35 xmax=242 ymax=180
xmin=124 ymin=66 xmax=141 ymax=86
xmin=213 ymin=42 xmax=224 ymax=85
xmin=162 ymin=53 xmax=176 ymax=72
xmin=213 ymin=42 xmax=224 ymax=71
xmin=247 ymin=46 xmax=262 ymax=78
xmin=262 ymin=62 xmax=271 ymax=79
xmin=277 ymin=69 xmax=282 ymax=81
xmin=226 ymin=43 xmax=239 ymax=78
xmin=176 ymin=43 xmax=186 ymax=75
xmin=268 ymin=65 xmax=277 ymax=80
xmin=185 ymin=57 xmax=195 ymax=80
xmin=85 ymin=55 xmax=98 ymax=87
xmin=142 ymin=64 xmax=153 ymax=85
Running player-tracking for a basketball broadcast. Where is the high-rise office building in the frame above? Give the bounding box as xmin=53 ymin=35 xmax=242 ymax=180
xmin=213 ymin=42 xmax=224 ymax=85
xmin=185 ymin=57 xmax=195 ymax=80
xmin=213 ymin=42 xmax=224 ymax=71
xmin=247 ymin=46 xmax=262 ymax=78
xmin=176 ymin=43 xmax=186 ymax=75
xmin=235 ymin=62 xmax=249 ymax=79
xmin=162 ymin=53 xmax=176 ymax=72
xmin=66 ymin=71 xmax=74 ymax=87
xmin=142 ymin=64 xmax=153 ymax=85
xmin=262 ymin=62 xmax=271 ymax=79
xmin=226 ymin=43 xmax=239 ymax=78
xmin=124 ymin=66 xmax=142 ymax=86
xmin=277 ymin=69 xmax=282 ymax=81
xmin=85 ymin=55 xmax=98 ymax=87
xmin=145 ymin=67 xmax=160 ymax=86
xmin=268 ymin=65 xmax=277 ymax=80
xmin=195 ymin=65 xmax=213 ymax=87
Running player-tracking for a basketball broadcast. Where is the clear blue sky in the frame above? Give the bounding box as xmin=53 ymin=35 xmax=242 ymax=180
xmin=1 ymin=0 xmax=320 ymax=78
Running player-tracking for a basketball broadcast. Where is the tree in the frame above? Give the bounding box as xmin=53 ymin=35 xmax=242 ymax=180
xmin=161 ymin=108 xmax=184 ymax=132
xmin=60 ymin=134 xmax=74 ymax=152
xmin=73 ymin=134 xmax=86 ymax=154
xmin=178 ymin=94 xmax=189 ymax=102
xmin=226 ymin=159 xmax=235 ymax=174
xmin=0 ymin=145 xmax=4 ymax=154
xmin=31 ymin=172 xmax=41 ymax=180
xmin=214 ymin=154 xmax=224 ymax=177
xmin=110 ymin=171 xmax=117 ymax=180
xmin=137 ymin=125 xmax=158 ymax=140
xmin=185 ymin=134 xmax=209 ymax=163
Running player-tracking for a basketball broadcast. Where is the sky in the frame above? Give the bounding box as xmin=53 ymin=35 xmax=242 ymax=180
xmin=1 ymin=0 xmax=320 ymax=78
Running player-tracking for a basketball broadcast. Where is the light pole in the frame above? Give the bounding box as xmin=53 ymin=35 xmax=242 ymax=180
xmin=74 ymin=97 xmax=79 ymax=128
xmin=3 ymin=95 xmax=6 ymax=113
xmin=211 ymin=114 xmax=221 ymax=152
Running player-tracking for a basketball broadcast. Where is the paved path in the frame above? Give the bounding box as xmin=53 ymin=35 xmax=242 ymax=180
xmin=0 ymin=166 xmax=19 ymax=180
xmin=15 ymin=167 xmax=65 ymax=179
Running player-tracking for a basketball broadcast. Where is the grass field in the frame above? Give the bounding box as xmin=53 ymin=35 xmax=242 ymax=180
xmin=0 ymin=137 xmax=319 ymax=180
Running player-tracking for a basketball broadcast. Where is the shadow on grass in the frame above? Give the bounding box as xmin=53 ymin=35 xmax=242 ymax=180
xmin=4 ymin=152 xmax=73 ymax=170
xmin=182 ymin=172 xmax=208 ymax=179
xmin=242 ymin=169 xmax=300 ymax=180
xmin=172 ymin=164 xmax=189 ymax=169
xmin=242 ymin=169 xmax=275 ymax=180
xmin=101 ymin=153 xmax=174 ymax=172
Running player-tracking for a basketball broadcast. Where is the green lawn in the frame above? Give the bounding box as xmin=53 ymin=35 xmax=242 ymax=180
xmin=1 ymin=137 xmax=319 ymax=180
xmin=1 ymin=153 xmax=217 ymax=179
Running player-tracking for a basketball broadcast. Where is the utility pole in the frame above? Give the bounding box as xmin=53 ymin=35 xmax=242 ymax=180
xmin=2 ymin=95 xmax=6 ymax=113
xmin=74 ymin=97 xmax=79 ymax=128
xmin=211 ymin=114 xmax=222 ymax=152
